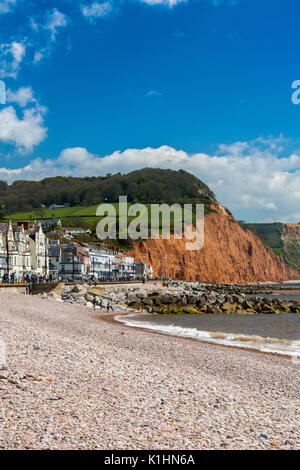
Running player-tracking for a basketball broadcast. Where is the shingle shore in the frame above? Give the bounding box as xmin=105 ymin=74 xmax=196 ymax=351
xmin=0 ymin=291 xmax=299 ymax=450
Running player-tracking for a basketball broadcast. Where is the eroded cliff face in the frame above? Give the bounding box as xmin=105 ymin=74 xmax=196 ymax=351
xmin=131 ymin=205 xmax=295 ymax=283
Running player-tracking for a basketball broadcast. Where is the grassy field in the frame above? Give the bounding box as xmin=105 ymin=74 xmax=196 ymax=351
xmin=4 ymin=203 xmax=205 ymax=226
xmin=4 ymin=204 xmax=103 ymax=221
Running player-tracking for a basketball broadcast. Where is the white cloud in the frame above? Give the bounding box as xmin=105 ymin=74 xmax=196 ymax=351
xmin=45 ymin=8 xmax=68 ymax=42
xmin=0 ymin=101 xmax=47 ymax=152
xmin=33 ymin=50 xmax=45 ymax=64
xmin=81 ymin=2 xmax=113 ymax=20
xmin=58 ymin=147 xmax=97 ymax=166
xmin=0 ymin=8 xmax=68 ymax=77
xmin=0 ymin=0 xmax=21 ymax=14
xmin=147 ymin=90 xmax=162 ymax=96
xmin=28 ymin=8 xmax=69 ymax=65
xmin=0 ymin=41 xmax=26 ymax=79
xmin=6 ymin=86 xmax=36 ymax=107
xmin=140 ymin=0 xmax=187 ymax=6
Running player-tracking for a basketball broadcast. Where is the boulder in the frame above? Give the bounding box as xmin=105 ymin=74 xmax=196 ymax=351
xmin=221 ymin=302 xmax=238 ymax=314
xmin=125 ymin=295 xmax=139 ymax=305
xmin=183 ymin=306 xmax=199 ymax=314
xmin=141 ymin=298 xmax=153 ymax=306
xmin=198 ymin=304 xmax=208 ymax=313
xmin=209 ymin=306 xmax=223 ymax=314
xmin=157 ymin=293 xmax=175 ymax=304
xmin=177 ymin=296 xmax=187 ymax=307
xmin=72 ymin=285 xmax=84 ymax=293
xmin=186 ymin=295 xmax=198 ymax=305
xmin=85 ymin=293 xmax=95 ymax=302
xmin=148 ymin=291 xmax=161 ymax=297
xmin=135 ymin=290 xmax=148 ymax=299
xmin=128 ymin=301 xmax=144 ymax=311
xmin=89 ymin=288 xmax=105 ymax=296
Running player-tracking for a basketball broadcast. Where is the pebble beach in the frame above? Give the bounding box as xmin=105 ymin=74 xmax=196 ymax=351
xmin=0 ymin=291 xmax=300 ymax=450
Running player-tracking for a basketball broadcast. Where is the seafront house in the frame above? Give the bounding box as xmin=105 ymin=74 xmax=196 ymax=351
xmin=0 ymin=222 xmax=31 ymax=280
xmin=48 ymin=244 xmax=60 ymax=279
xmin=27 ymin=224 xmax=50 ymax=276
xmin=135 ymin=263 xmax=154 ymax=280
xmin=88 ymin=248 xmax=115 ymax=279
xmin=59 ymin=243 xmax=87 ymax=279
xmin=88 ymin=245 xmax=136 ymax=280
xmin=0 ymin=222 xmax=49 ymax=280
xmin=113 ymin=254 xmax=136 ymax=280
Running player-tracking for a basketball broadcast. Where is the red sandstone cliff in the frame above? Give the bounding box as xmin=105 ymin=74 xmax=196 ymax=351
xmin=131 ymin=204 xmax=296 ymax=283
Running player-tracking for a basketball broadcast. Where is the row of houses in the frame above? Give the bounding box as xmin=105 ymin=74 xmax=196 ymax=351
xmin=49 ymin=242 xmax=141 ymax=280
xmin=0 ymin=221 xmax=153 ymax=281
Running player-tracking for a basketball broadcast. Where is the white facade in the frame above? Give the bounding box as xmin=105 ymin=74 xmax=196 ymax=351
xmin=0 ymin=222 xmax=49 ymax=280
xmin=28 ymin=225 xmax=49 ymax=276
xmin=0 ymin=222 xmax=31 ymax=279
xmin=89 ymin=251 xmax=114 ymax=279
xmin=89 ymin=249 xmax=135 ymax=279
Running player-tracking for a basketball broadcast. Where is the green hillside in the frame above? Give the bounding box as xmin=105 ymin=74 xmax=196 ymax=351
xmin=0 ymin=168 xmax=214 ymax=214
xmin=245 ymin=223 xmax=284 ymax=254
xmin=244 ymin=222 xmax=300 ymax=273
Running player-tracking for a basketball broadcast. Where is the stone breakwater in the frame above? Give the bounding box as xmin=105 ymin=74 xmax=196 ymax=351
xmin=41 ymin=281 xmax=300 ymax=315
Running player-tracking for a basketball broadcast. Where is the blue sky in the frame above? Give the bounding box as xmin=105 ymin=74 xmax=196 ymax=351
xmin=1 ymin=0 xmax=300 ymax=222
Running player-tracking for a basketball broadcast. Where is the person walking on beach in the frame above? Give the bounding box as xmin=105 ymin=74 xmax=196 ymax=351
xmin=92 ymin=296 xmax=97 ymax=310
xmin=107 ymin=300 xmax=114 ymax=312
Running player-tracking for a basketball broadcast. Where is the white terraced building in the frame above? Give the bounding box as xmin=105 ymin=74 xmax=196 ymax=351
xmin=88 ymin=248 xmax=136 ymax=280
xmin=0 ymin=222 xmax=49 ymax=280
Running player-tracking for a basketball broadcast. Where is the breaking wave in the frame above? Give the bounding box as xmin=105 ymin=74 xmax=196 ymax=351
xmin=115 ymin=313 xmax=300 ymax=357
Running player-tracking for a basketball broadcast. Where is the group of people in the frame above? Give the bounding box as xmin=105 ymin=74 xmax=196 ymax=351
xmin=92 ymin=297 xmax=114 ymax=312
xmin=1 ymin=273 xmax=48 ymax=284
xmin=1 ymin=273 xmax=16 ymax=284
xmin=23 ymin=274 xmax=45 ymax=284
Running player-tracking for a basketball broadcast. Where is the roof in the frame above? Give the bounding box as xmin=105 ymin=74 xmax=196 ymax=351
xmin=49 ymin=245 xmax=60 ymax=256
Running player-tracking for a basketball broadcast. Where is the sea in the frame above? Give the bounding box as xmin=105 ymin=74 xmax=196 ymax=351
xmin=115 ymin=286 xmax=300 ymax=357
